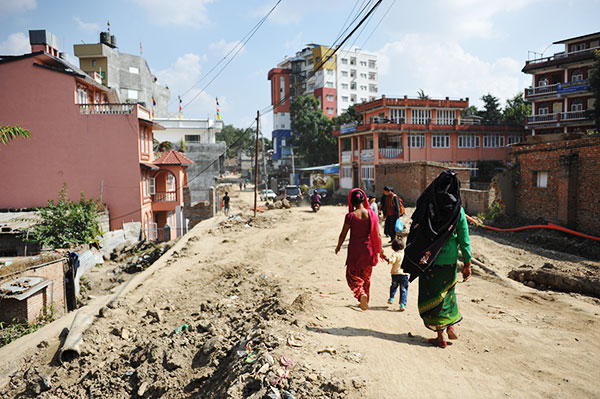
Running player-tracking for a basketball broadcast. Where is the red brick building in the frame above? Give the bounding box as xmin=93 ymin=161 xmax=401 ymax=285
xmin=523 ymin=31 xmax=599 ymax=135
xmin=512 ymin=135 xmax=600 ymax=235
xmin=333 ymin=96 xmax=526 ymax=193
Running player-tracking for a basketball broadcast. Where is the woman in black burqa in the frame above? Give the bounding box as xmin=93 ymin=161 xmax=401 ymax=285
xmin=401 ymin=170 xmax=472 ymax=348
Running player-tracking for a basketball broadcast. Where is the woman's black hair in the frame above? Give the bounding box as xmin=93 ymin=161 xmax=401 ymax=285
xmin=350 ymin=190 xmax=365 ymax=208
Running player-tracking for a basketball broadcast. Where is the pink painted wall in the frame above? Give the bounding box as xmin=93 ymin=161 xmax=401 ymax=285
xmin=0 ymin=58 xmax=145 ymax=231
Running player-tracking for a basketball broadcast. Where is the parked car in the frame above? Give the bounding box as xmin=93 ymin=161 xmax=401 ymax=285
xmin=283 ymin=185 xmax=303 ymax=205
xmin=260 ymin=189 xmax=276 ymax=201
xmin=308 ymin=188 xmax=328 ymax=199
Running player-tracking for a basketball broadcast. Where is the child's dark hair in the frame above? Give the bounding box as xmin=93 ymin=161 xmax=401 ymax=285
xmin=350 ymin=190 xmax=365 ymax=207
xmin=391 ymin=238 xmax=404 ymax=251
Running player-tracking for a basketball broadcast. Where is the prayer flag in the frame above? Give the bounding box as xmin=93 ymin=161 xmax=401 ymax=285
xmin=178 ymin=95 xmax=182 ymax=119
xmin=216 ymin=97 xmax=221 ymax=120
xmin=152 ymin=96 xmax=156 ymax=106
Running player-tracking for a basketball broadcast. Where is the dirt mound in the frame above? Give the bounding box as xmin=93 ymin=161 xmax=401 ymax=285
xmin=508 ymin=262 xmax=600 ymax=298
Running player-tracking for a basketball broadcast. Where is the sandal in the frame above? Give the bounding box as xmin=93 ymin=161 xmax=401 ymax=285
xmin=359 ymin=295 xmax=369 ymax=311
xmin=428 ymin=338 xmax=447 ymax=348
xmin=447 ymin=326 xmax=458 ymax=340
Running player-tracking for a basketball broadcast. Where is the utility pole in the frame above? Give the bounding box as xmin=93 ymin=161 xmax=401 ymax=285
xmin=290 ymin=146 xmax=296 ymax=185
xmin=260 ymin=123 xmax=268 ymax=191
xmin=254 ymin=111 xmax=260 ymax=218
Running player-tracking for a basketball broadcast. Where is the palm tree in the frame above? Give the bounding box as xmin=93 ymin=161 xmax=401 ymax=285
xmin=417 ymin=89 xmax=430 ymax=100
xmin=0 ymin=126 xmax=30 ymax=144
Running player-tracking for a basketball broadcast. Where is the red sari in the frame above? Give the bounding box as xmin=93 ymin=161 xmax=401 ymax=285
xmin=344 ymin=189 xmax=382 ymax=301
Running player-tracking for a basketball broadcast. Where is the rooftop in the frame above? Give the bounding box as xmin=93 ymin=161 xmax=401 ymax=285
xmin=153 ymin=150 xmax=194 ymax=165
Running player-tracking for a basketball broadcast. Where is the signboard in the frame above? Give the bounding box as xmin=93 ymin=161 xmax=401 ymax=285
xmin=340 ymin=122 xmax=357 ymax=134
xmin=557 ymin=80 xmax=590 ymax=94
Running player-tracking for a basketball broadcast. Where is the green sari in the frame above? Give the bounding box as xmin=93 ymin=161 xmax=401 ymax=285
xmin=418 ymin=263 xmax=461 ymax=331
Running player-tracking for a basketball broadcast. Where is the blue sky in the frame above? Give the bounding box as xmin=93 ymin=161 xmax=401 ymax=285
xmin=1 ymin=0 xmax=599 ymax=138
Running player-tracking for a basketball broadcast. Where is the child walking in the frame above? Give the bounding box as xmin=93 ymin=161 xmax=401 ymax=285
xmin=387 ymin=238 xmax=409 ymax=311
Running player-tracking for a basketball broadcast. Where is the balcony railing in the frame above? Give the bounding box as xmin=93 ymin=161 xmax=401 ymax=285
xmin=152 ymin=191 xmax=177 ymax=202
xmin=525 ymin=83 xmax=559 ymax=97
xmin=561 ymin=110 xmax=586 ymax=121
xmin=79 ymin=103 xmax=135 ymax=115
xmin=341 ymin=151 xmax=352 ymax=162
xmin=360 ymin=149 xmax=374 ymax=162
xmin=527 ymin=113 xmax=559 ymax=124
xmin=525 ymin=46 xmax=600 ymax=66
xmin=379 ymin=147 xmax=403 ymax=159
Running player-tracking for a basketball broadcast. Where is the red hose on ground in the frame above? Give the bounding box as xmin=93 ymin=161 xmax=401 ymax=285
xmin=465 ymin=214 xmax=600 ymax=242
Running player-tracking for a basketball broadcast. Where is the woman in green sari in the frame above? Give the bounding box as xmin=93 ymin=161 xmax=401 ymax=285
xmin=419 ymin=206 xmax=472 ymax=348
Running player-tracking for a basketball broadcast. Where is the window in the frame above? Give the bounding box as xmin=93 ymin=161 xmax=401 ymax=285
xmin=127 ymin=89 xmax=138 ymax=100
xmin=369 ymin=72 xmax=376 ymax=80
xmin=570 ymin=43 xmax=586 ymax=52
xmin=342 ymin=96 xmax=348 ymax=102
xmin=538 ymin=103 xmax=549 ymax=115
xmin=280 ymin=76 xmax=285 ymax=101
xmin=327 ymin=107 xmax=334 ymax=114
xmin=458 ymin=133 xmax=480 ymax=148
xmin=483 ymin=134 xmax=504 ymax=148
xmin=350 ymin=70 xmax=356 ymax=78
xmin=167 ymin=173 xmax=175 ymax=191
xmin=341 ymin=70 xmax=348 ymax=77
xmin=360 ymin=85 xmax=367 ymax=91
xmin=360 ymin=98 xmax=367 ymax=102
xmin=535 ymin=171 xmax=548 ymax=188
xmin=325 ymin=81 xmax=334 ymax=88
xmin=350 ymin=57 xmax=356 ymax=65
xmin=307 ymin=57 xmax=313 ymax=65
xmin=326 ymin=94 xmax=334 ymax=101
xmin=142 ymin=174 xmax=147 ymax=196
xmin=460 ymin=161 xmax=478 ymax=177
xmin=92 ymin=59 xmax=97 ymax=67
xmin=368 ymin=60 xmax=376 ymax=68
xmin=571 ymin=69 xmax=584 ymax=81
xmin=326 ymin=69 xmax=334 ymax=75
xmin=341 ymin=166 xmax=352 ymax=178
xmin=408 ymin=134 xmax=425 ymax=148
xmin=341 ymin=83 xmax=349 ymax=89
xmin=360 ymin=73 xmax=367 ymax=79
xmin=77 ymin=86 xmax=87 ymax=104
xmin=411 ymin=109 xmax=431 ymax=124
xmin=350 ymin=94 xmax=356 ymax=102
xmin=571 ymin=99 xmax=583 ymax=112
xmin=129 ymin=66 xmax=139 ymax=74
xmin=168 ymin=211 xmax=174 ymax=227
xmin=361 ymin=165 xmax=374 ymax=180
xmin=506 ymin=135 xmax=522 ymax=146
xmin=360 ymin=60 xmax=367 ymax=67
xmin=185 ymin=135 xmax=201 ymax=142
xmin=149 ymin=177 xmax=156 ymax=195
xmin=341 ymin=58 xmax=348 ymax=65
xmin=437 ymin=109 xmax=455 ymax=125
xmin=432 ymin=134 xmax=450 ymax=148
xmin=350 ymin=82 xmax=357 ymax=90
xmin=390 ymin=108 xmax=405 ymax=123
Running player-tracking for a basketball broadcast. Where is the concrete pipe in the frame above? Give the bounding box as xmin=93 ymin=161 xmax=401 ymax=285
xmin=59 ymin=310 xmax=94 ymax=363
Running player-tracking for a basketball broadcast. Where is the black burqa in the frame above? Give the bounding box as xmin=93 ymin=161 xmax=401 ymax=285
xmin=401 ymin=170 xmax=462 ymax=282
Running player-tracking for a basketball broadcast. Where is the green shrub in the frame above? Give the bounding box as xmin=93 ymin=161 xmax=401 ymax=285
xmin=26 ymin=184 xmax=103 ymax=249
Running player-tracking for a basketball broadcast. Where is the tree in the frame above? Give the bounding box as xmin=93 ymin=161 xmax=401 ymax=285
xmin=417 ymin=89 xmax=430 ymax=99
xmin=503 ymin=92 xmax=531 ymax=125
xmin=153 ymin=138 xmax=172 ymax=153
xmin=27 ymin=184 xmax=102 ymax=249
xmin=289 ymin=96 xmax=336 ymax=166
xmin=587 ymin=50 xmax=600 ymax=131
xmin=0 ymin=126 xmax=30 ymax=145
xmin=332 ymin=104 xmax=362 ymax=126
xmin=216 ymin=124 xmax=257 ymax=158
xmin=460 ymin=105 xmax=479 ymax=119
xmin=478 ymin=93 xmax=503 ymax=124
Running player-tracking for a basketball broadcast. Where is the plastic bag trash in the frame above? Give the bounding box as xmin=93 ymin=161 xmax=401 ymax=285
xmin=282 ymin=390 xmax=296 ymax=399
xmin=170 ymin=324 xmax=190 ymax=336
xmin=395 ymin=219 xmax=404 ymax=233
xmin=268 ymin=387 xmax=281 ymax=399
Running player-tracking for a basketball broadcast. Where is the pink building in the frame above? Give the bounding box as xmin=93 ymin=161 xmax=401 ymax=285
xmin=333 ymin=96 xmax=527 ymax=192
xmin=0 ymin=31 xmax=191 ymax=240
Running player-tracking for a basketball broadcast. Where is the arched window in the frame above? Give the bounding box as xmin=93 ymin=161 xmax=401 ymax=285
xmin=571 ymin=99 xmax=583 ymax=112
xmin=538 ymin=102 xmax=549 ymax=115
xmin=571 ymin=69 xmax=584 ymax=82
xmin=167 ymin=173 xmax=175 ymax=192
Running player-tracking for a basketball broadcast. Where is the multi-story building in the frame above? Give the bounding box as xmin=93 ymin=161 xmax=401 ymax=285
xmin=74 ymin=31 xmax=170 ymax=117
xmin=268 ymin=44 xmax=378 ymax=168
xmin=333 ymin=96 xmax=526 ymax=193
xmin=0 ymin=30 xmax=191 ymax=240
xmin=522 ymin=31 xmax=599 ymax=135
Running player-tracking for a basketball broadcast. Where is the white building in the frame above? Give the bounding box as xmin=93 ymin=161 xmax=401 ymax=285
xmin=335 ymin=47 xmax=379 ymax=114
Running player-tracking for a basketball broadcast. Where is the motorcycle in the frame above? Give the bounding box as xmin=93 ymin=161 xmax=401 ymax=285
xmin=311 ymin=201 xmax=320 ymax=212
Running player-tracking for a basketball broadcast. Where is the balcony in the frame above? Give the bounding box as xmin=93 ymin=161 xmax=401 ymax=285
xmin=79 ymin=103 xmax=135 ymax=115
xmin=561 ymin=110 xmax=587 ymax=121
xmin=379 ymin=147 xmax=403 ymax=159
xmin=152 ymin=191 xmax=177 ymax=202
xmin=525 ymin=83 xmax=559 ymax=98
xmin=523 ymin=46 xmax=600 ymax=72
xmin=360 ymin=149 xmax=373 ymax=162
xmin=341 ymin=151 xmax=352 ymax=162
xmin=527 ymin=113 xmax=559 ymax=124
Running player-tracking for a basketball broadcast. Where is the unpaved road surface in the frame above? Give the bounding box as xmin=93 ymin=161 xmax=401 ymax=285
xmin=2 ymin=187 xmax=600 ymax=398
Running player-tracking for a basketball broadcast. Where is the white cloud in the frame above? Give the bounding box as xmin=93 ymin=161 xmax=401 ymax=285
xmin=0 ymin=0 xmax=36 ymax=15
xmin=376 ymin=34 xmax=529 ymax=108
xmin=73 ymin=17 xmax=100 ymax=32
xmin=0 ymin=32 xmax=30 ymax=55
xmin=209 ymin=39 xmax=245 ymax=56
xmin=155 ymin=53 xmax=217 ymax=118
xmin=130 ymin=0 xmax=213 ymax=27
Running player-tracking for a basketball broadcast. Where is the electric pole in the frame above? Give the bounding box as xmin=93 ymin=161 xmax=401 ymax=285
xmin=254 ymin=111 xmax=260 ymax=218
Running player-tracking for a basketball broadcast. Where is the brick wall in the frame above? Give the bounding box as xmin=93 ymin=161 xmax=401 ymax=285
xmin=461 ymin=188 xmax=494 ymax=216
xmin=183 ymin=187 xmax=215 ymax=229
xmin=375 ymin=161 xmax=471 ymax=205
xmin=0 ymin=258 xmax=66 ymax=323
xmin=513 ymin=136 xmax=600 ymax=235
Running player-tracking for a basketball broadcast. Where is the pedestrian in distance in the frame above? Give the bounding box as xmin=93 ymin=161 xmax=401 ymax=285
xmin=386 ymin=238 xmax=409 ymax=311
xmin=381 ymin=186 xmax=403 ymax=243
xmin=335 ymin=188 xmax=384 ymax=311
xmin=223 ymin=192 xmax=230 ymax=216
xmin=369 ymin=196 xmax=378 ymax=214
xmin=239 ymin=182 xmax=243 ymax=191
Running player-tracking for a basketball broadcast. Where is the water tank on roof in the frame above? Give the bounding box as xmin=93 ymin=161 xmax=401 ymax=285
xmin=110 ymin=35 xmax=117 ymax=48
xmin=100 ymin=32 xmax=110 ymax=46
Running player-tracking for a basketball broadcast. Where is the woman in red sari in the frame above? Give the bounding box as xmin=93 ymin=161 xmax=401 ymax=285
xmin=335 ymin=188 xmax=384 ymax=310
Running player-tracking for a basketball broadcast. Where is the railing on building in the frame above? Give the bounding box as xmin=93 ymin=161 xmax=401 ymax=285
xmin=527 ymin=113 xmax=559 ymax=124
xmin=341 ymin=151 xmax=352 ymax=162
xmin=525 ymin=83 xmax=559 ymax=97
xmin=152 ymin=191 xmax=177 ymax=202
xmin=561 ymin=110 xmax=586 ymax=121
xmin=360 ymin=149 xmax=374 ymax=162
xmin=524 ymin=46 xmax=600 ymax=66
xmin=79 ymin=103 xmax=135 ymax=115
xmin=379 ymin=147 xmax=403 ymax=159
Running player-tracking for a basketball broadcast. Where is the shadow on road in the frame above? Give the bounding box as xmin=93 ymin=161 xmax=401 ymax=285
xmin=307 ymin=325 xmax=431 ymax=347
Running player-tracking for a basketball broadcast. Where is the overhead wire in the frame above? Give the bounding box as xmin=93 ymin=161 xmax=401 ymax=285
xmin=360 ymin=0 xmax=397 ymax=48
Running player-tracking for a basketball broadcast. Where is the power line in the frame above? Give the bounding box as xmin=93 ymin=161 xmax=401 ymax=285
xmin=360 ymin=0 xmax=397 ymax=48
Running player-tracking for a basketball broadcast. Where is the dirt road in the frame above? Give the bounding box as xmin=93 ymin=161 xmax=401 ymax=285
xmin=3 ymin=187 xmax=599 ymax=398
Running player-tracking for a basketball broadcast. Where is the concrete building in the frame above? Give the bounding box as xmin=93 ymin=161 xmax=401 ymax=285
xmin=0 ymin=30 xmax=191 ymax=240
xmin=153 ymin=118 xmax=226 ymax=204
xmin=74 ymin=31 xmax=170 ymax=117
xmin=522 ymin=31 xmax=599 ymax=135
xmin=333 ymin=96 xmax=526 ymax=193
xmin=268 ymin=44 xmax=379 ymax=168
